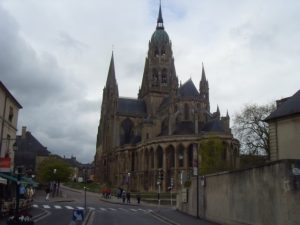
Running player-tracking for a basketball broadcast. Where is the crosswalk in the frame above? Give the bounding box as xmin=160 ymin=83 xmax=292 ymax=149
xmin=32 ymin=204 xmax=153 ymax=213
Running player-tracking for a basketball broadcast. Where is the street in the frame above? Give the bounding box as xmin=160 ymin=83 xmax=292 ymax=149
xmin=0 ymin=185 xmax=215 ymax=225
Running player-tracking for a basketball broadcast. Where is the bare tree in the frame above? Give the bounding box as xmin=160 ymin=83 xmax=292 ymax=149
xmin=233 ymin=103 xmax=275 ymax=158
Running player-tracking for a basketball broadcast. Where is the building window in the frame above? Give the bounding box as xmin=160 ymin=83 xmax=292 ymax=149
xmin=161 ymin=69 xmax=167 ymax=86
xmin=152 ymin=69 xmax=159 ymax=87
xmin=8 ymin=106 xmax=14 ymax=122
xmin=184 ymin=103 xmax=189 ymax=120
xmin=157 ymin=147 xmax=163 ymax=168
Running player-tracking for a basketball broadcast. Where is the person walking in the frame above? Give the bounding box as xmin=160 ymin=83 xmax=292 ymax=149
xmin=137 ymin=192 xmax=141 ymax=204
xmin=126 ymin=192 xmax=131 ymax=204
xmin=45 ymin=186 xmax=50 ymax=201
xmin=122 ymin=190 xmax=126 ymax=203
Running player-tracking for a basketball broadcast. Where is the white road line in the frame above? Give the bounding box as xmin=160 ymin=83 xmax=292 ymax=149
xmin=130 ymin=209 xmax=137 ymax=212
xmin=65 ymin=206 xmax=74 ymax=210
xmin=100 ymin=208 xmax=107 ymax=211
xmin=138 ymin=209 xmax=146 ymax=212
xmin=32 ymin=204 xmax=39 ymax=208
xmin=54 ymin=205 xmax=62 ymax=209
xmin=118 ymin=208 xmax=128 ymax=212
xmin=43 ymin=205 xmax=50 ymax=209
xmin=109 ymin=208 xmax=116 ymax=211
xmin=77 ymin=207 xmax=84 ymax=210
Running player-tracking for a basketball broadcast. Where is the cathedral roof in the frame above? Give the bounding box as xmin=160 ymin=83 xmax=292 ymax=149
xmin=173 ymin=121 xmax=195 ymax=135
xmin=117 ymin=97 xmax=147 ymax=117
xmin=179 ymin=79 xmax=200 ymax=97
xmin=265 ymin=89 xmax=300 ymax=121
xmin=201 ymin=119 xmax=225 ymax=132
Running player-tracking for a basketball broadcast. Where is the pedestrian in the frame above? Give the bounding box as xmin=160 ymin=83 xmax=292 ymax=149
xmin=126 ymin=192 xmax=131 ymax=204
xmin=137 ymin=192 xmax=141 ymax=204
xmin=122 ymin=190 xmax=126 ymax=203
xmin=45 ymin=186 xmax=50 ymax=201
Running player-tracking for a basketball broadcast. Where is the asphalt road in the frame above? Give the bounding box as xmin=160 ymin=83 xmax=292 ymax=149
xmin=0 ymin=186 xmax=215 ymax=225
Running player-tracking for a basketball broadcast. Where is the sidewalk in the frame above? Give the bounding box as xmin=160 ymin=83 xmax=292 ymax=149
xmin=33 ymin=188 xmax=75 ymax=203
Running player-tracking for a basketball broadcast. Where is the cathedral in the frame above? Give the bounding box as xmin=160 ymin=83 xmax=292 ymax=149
xmin=95 ymin=5 xmax=239 ymax=192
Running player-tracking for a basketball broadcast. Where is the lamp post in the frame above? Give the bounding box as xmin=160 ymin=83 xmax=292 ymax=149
xmin=127 ymin=172 xmax=131 ymax=191
xmin=84 ymin=167 xmax=87 ymax=210
xmin=53 ymin=168 xmax=57 ymax=197
xmin=12 ymin=142 xmax=20 ymax=217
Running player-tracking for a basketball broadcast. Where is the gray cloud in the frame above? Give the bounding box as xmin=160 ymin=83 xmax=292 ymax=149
xmin=1 ymin=0 xmax=300 ymax=163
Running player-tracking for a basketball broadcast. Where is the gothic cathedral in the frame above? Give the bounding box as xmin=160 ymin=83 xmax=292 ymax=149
xmin=95 ymin=5 xmax=239 ymax=192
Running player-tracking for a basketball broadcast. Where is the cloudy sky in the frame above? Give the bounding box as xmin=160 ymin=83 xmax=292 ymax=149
xmin=1 ymin=0 xmax=299 ymax=163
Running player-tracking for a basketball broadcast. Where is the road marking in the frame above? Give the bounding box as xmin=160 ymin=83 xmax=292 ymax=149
xmin=65 ymin=206 xmax=74 ymax=210
xmin=54 ymin=205 xmax=62 ymax=209
xmin=118 ymin=208 xmax=128 ymax=212
xmin=32 ymin=204 xmax=39 ymax=208
xmin=108 ymin=208 xmax=116 ymax=211
xmin=138 ymin=209 xmax=146 ymax=212
xmin=43 ymin=205 xmax=50 ymax=209
xmin=77 ymin=206 xmax=84 ymax=210
xmin=100 ymin=208 xmax=107 ymax=211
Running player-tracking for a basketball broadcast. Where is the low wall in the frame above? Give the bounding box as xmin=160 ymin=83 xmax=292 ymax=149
xmin=177 ymin=160 xmax=300 ymax=225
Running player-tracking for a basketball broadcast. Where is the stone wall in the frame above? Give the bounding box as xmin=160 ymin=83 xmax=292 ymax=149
xmin=177 ymin=160 xmax=300 ymax=225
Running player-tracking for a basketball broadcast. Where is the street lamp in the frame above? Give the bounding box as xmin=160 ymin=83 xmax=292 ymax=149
xmin=12 ymin=142 xmax=21 ymax=217
xmin=127 ymin=172 xmax=131 ymax=191
xmin=84 ymin=167 xmax=87 ymax=210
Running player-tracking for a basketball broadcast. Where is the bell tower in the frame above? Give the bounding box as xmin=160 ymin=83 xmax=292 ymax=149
xmin=138 ymin=4 xmax=178 ymax=115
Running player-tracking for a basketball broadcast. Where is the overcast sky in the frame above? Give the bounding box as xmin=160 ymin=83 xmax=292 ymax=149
xmin=1 ymin=0 xmax=299 ymax=163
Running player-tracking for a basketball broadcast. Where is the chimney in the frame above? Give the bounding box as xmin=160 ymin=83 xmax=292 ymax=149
xmin=21 ymin=126 xmax=27 ymax=139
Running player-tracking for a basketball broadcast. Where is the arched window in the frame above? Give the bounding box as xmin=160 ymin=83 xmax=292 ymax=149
xmin=161 ymin=117 xmax=168 ymax=135
xmin=120 ymin=118 xmax=134 ymax=145
xmin=161 ymin=68 xmax=167 ymax=85
xmin=154 ymin=47 xmax=159 ymax=57
xmin=150 ymin=148 xmax=154 ymax=168
xmin=152 ymin=68 xmax=159 ymax=87
xmin=157 ymin=146 xmax=163 ymax=169
xmin=184 ymin=103 xmax=189 ymax=120
xmin=161 ymin=47 xmax=166 ymax=55
xmin=167 ymin=145 xmax=175 ymax=169
xmin=188 ymin=144 xmax=193 ymax=167
xmin=178 ymin=145 xmax=184 ymax=167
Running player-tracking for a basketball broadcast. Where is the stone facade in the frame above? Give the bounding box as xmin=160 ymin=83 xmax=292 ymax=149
xmin=94 ymin=6 xmax=239 ymax=192
xmin=0 ymin=81 xmax=22 ymax=172
xmin=266 ymin=89 xmax=300 ymax=160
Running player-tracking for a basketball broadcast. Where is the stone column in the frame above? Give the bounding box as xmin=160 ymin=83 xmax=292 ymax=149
xmin=184 ymin=145 xmax=189 ymax=180
xmin=163 ymin=148 xmax=167 ymax=191
xmin=174 ymin=148 xmax=178 ymax=190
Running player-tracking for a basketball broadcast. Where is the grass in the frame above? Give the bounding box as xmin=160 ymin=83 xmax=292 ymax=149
xmin=64 ymin=181 xmax=103 ymax=193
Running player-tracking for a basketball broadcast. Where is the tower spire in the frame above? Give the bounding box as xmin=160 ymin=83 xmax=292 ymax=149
xmin=156 ymin=1 xmax=164 ymax=30
xmin=106 ymin=51 xmax=116 ymax=87
xmin=104 ymin=51 xmax=119 ymax=98
xmin=201 ymin=62 xmax=206 ymax=81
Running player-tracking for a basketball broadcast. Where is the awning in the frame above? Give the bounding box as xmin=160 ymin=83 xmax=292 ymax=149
xmin=0 ymin=172 xmax=18 ymax=182
xmin=0 ymin=177 xmax=7 ymax=184
xmin=0 ymin=173 xmax=38 ymax=187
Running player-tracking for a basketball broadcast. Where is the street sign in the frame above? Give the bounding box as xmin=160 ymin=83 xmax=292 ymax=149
xmin=72 ymin=209 xmax=84 ymax=221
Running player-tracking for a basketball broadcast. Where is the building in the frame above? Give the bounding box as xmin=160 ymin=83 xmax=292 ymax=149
xmin=94 ymin=6 xmax=240 ymax=192
xmin=0 ymin=81 xmax=22 ymax=173
xmin=15 ymin=126 xmax=50 ymax=175
xmin=265 ymin=89 xmax=300 ymax=160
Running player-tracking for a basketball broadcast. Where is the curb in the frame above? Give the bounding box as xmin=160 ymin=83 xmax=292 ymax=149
xmin=150 ymin=211 xmax=180 ymax=225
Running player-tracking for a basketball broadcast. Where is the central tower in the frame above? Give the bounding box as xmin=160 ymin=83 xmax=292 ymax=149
xmin=138 ymin=4 xmax=178 ymax=116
